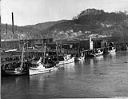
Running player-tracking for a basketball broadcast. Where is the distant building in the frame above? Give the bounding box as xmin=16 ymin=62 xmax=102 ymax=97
xmin=93 ymin=38 xmax=108 ymax=49
xmin=1 ymin=38 xmax=53 ymax=51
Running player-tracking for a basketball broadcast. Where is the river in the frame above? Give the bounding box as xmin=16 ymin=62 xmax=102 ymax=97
xmin=1 ymin=51 xmax=128 ymax=99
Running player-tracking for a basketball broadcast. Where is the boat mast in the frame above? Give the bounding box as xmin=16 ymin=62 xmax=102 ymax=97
xmin=20 ymin=43 xmax=25 ymax=69
xmin=56 ymin=42 xmax=58 ymax=62
xmin=78 ymin=40 xmax=80 ymax=56
xmin=43 ymin=43 xmax=46 ymax=64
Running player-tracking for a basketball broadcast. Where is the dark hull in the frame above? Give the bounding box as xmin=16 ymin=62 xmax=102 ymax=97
xmin=1 ymin=61 xmax=32 ymax=77
xmin=1 ymin=69 xmax=29 ymax=77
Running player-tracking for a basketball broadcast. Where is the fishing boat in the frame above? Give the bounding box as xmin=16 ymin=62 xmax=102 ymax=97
xmin=29 ymin=57 xmax=57 ymax=75
xmin=75 ymin=55 xmax=85 ymax=61
xmin=75 ymin=52 xmax=85 ymax=61
xmin=1 ymin=43 xmax=31 ymax=76
xmin=76 ymin=56 xmax=85 ymax=61
xmin=53 ymin=42 xmax=75 ymax=66
xmin=1 ymin=62 xmax=30 ymax=76
xmin=56 ymin=54 xmax=75 ymax=66
xmin=29 ymin=44 xmax=57 ymax=75
xmin=108 ymin=46 xmax=116 ymax=54
xmin=88 ymin=49 xmax=103 ymax=57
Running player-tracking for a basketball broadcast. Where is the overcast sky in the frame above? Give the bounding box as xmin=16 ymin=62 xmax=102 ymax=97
xmin=1 ymin=0 xmax=128 ymax=26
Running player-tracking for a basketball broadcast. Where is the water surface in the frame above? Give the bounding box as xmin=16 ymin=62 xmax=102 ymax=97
xmin=2 ymin=51 xmax=128 ymax=98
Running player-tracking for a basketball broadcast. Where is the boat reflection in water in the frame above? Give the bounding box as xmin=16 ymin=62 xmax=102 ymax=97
xmin=63 ymin=62 xmax=76 ymax=73
xmin=29 ymin=69 xmax=58 ymax=90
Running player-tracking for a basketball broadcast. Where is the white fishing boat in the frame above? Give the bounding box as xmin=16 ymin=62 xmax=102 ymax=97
xmin=29 ymin=57 xmax=57 ymax=75
xmin=94 ymin=50 xmax=103 ymax=56
xmin=108 ymin=46 xmax=116 ymax=54
xmin=57 ymin=54 xmax=75 ymax=66
xmin=89 ymin=49 xmax=103 ymax=57
xmin=29 ymin=66 xmax=57 ymax=76
xmin=29 ymin=43 xmax=57 ymax=76
xmin=55 ymin=42 xmax=74 ymax=66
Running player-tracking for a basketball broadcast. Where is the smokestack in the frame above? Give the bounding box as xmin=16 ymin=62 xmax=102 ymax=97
xmin=12 ymin=12 xmax=14 ymax=34
xmin=0 ymin=0 xmax=1 ymax=49
xmin=6 ymin=24 xmax=7 ymax=34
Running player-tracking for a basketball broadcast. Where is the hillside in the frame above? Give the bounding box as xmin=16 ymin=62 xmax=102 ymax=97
xmin=1 ymin=8 xmax=128 ymax=43
xmin=42 ymin=9 xmax=128 ymax=42
xmin=1 ymin=20 xmax=67 ymax=40
xmin=26 ymin=20 xmax=68 ymax=31
xmin=1 ymin=24 xmax=42 ymax=40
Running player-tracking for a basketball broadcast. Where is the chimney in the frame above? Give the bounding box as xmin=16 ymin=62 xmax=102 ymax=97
xmin=12 ymin=12 xmax=14 ymax=34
